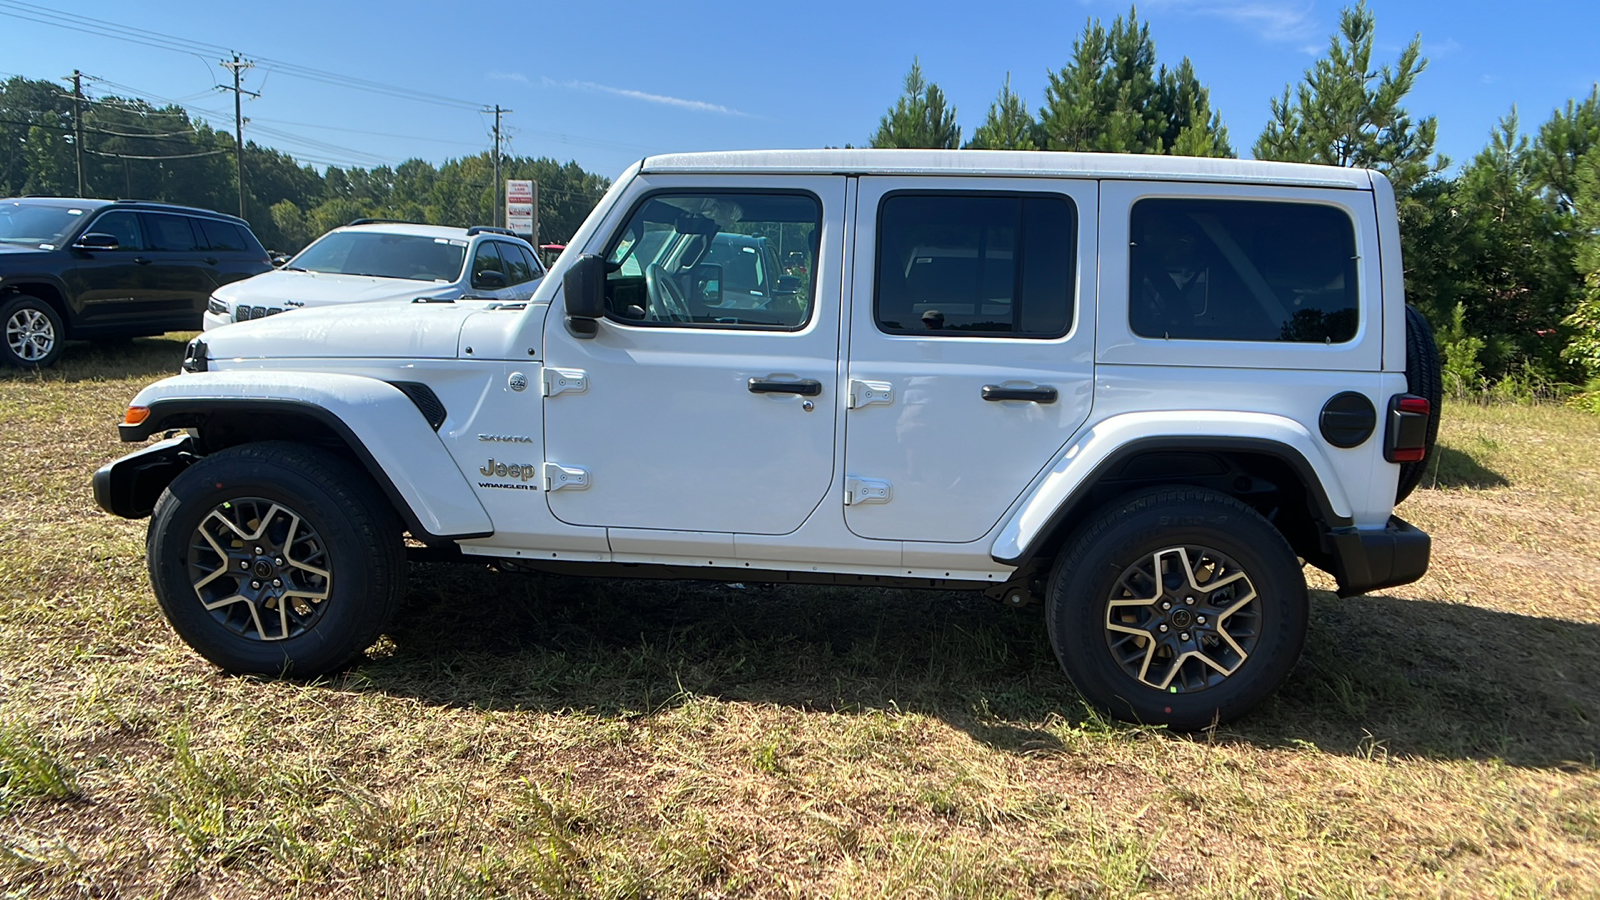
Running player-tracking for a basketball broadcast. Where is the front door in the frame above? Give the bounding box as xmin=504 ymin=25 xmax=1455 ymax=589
xmin=541 ymin=176 xmax=845 ymax=535
xmin=843 ymin=176 xmax=1098 ymax=543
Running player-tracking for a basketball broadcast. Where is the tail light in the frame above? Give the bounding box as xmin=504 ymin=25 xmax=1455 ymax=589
xmin=1384 ymin=394 xmax=1431 ymax=463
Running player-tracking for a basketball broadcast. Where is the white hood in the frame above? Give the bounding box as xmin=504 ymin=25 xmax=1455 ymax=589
xmin=213 ymin=269 xmax=454 ymax=309
xmin=202 ymin=301 xmax=483 ymax=359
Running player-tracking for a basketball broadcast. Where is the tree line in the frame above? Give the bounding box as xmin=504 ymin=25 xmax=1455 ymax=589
xmin=871 ymin=3 xmax=1600 ymax=403
xmin=0 ymin=76 xmax=611 ymax=253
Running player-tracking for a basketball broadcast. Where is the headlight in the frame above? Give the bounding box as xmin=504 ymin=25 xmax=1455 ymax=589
xmin=207 ymin=296 xmax=228 ymax=315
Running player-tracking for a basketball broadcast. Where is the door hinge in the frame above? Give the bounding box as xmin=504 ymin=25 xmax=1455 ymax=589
xmin=543 ymin=368 xmax=588 ymax=397
xmin=844 ymin=476 xmax=891 ymax=506
xmin=543 ymin=463 xmax=591 ymax=491
xmin=847 ymin=379 xmax=893 ymax=409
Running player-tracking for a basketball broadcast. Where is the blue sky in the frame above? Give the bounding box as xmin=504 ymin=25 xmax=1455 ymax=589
xmin=2 ymin=0 xmax=1596 ymax=182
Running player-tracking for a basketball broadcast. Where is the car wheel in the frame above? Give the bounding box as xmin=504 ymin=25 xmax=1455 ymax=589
xmin=146 ymin=441 xmax=406 ymax=676
xmin=1045 ymin=487 xmax=1308 ymax=730
xmin=1395 ymin=304 xmax=1442 ymax=503
xmin=1 ymin=294 xmax=65 ymax=369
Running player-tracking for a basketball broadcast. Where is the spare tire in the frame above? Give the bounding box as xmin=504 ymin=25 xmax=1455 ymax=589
xmin=1396 ymin=304 xmax=1442 ymax=503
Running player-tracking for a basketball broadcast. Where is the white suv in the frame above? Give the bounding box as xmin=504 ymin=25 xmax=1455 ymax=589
xmin=96 ymin=150 xmax=1439 ymax=728
xmin=201 ymin=221 xmax=545 ymax=330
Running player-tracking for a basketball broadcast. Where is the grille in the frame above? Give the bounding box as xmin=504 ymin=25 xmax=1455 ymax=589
xmin=234 ymin=306 xmax=284 ymax=322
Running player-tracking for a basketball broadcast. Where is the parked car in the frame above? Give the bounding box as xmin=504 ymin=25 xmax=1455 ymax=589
xmin=0 ymin=197 xmax=271 ymax=368
xmin=96 ymin=149 xmax=1440 ymax=729
xmin=202 ymin=221 xmax=546 ymax=330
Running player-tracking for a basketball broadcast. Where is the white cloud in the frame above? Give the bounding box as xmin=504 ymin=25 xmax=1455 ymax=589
xmin=488 ymin=71 xmax=531 ymax=84
xmin=1144 ymin=1 xmax=1320 ymax=44
xmin=537 ymin=76 xmax=748 ymax=117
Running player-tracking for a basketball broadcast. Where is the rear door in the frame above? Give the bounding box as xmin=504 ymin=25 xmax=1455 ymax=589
xmin=843 ymin=176 xmax=1098 ymax=543
xmin=138 ymin=212 xmax=212 ymax=325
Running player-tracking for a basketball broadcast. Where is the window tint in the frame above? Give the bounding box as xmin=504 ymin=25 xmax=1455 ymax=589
xmin=875 ymin=194 xmax=1075 ymax=337
xmin=603 ymin=192 xmax=819 ymax=329
xmin=516 ymin=243 xmax=545 ymax=278
xmin=141 ymin=213 xmax=200 ymax=251
xmin=198 ymin=218 xmax=245 ymax=251
xmin=86 ymin=211 xmax=143 ymax=250
xmin=292 ymin=231 xmax=465 ymax=281
xmin=471 ymin=242 xmax=505 ymax=289
xmin=1129 ymin=198 xmax=1358 ymax=343
xmin=499 ymin=242 xmax=533 ymax=284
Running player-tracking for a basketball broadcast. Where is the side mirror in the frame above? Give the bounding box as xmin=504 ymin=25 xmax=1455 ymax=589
xmin=692 ymin=263 xmax=723 ymax=307
xmin=774 ymin=274 xmax=802 ymax=297
xmin=562 ymin=253 xmax=607 ymax=338
xmin=473 ymin=269 xmax=508 ymax=290
xmin=74 ymin=233 xmax=120 ymax=250
xmin=271 ymin=254 xmax=290 ymax=267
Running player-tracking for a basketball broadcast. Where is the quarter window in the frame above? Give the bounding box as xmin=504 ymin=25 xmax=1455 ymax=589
xmin=875 ymin=193 xmax=1076 ymax=337
xmin=1129 ymin=198 xmax=1359 ymax=343
xmin=603 ymin=192 xmax=820 ymax=329
xmin=198 ymin=218 xmax=245 ymax=251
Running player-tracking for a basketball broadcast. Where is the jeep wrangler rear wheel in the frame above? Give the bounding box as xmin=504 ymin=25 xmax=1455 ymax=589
xmin=147 ymin=441 xmax=406 ymax=676
xmin=1046 ymin=487 xmax=1308 ymax=730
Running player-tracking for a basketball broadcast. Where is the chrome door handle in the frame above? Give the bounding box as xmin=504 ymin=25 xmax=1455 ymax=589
xmin=748 ymin=377 xmax=822 ymax=396
xmin=982 ymin=384 xmax=1058 ymax=404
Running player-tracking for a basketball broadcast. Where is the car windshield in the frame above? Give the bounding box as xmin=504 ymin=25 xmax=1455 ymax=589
xmin=288 ymin=231 xmax=467 ymax=281
xmin=0 ymin=201 xmax=89 ymax=247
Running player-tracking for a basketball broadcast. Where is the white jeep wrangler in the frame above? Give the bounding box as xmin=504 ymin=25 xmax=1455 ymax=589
xmin=95 ymin=150 xmax=1438 ymax=728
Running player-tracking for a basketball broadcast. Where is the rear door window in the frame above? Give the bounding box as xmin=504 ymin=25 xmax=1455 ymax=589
xmin=141 ymin=214 xmax=200 ymax=252
xmin=500 ymin=242 xmax=534 ymax=285
xmin=875 ymin=193 xmax=1076 ymax=337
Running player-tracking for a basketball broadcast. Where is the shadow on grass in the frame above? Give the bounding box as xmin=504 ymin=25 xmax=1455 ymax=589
xmin=0 ymin=334 xmax=190 ymax=383
xmin=1426 ymin=443 xmax=1510 ymax=490
xmin=352 ymin=563 xmax=1599 ymax=769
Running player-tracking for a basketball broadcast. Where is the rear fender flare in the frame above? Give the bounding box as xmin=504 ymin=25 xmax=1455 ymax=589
xmin=121 ymin=371 xmax=493 ymax=542
xmin=991 ymin=411 xmax=1351 ymax=565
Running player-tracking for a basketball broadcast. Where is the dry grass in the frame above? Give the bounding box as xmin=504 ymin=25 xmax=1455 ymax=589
xmin=1 ymin=336 xmax=1597 ymax=898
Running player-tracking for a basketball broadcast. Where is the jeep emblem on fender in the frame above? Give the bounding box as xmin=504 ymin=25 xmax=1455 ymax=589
xmin=508 ymin=372 xmax=527 ymax=392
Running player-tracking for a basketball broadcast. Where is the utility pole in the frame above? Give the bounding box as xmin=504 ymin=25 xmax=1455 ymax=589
xmin=488 ymin=104 xmax=512 ymax=227
xmin=219 ymin=55 xmax=258 ymax=220
xmin=65 ymin=70 xmax=85 ymax=197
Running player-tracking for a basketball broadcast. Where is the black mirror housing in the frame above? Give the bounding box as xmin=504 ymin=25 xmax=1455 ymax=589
xmin=75 ymin=233 xmax=120 ymax=250
xmin=563 ymin=254 xmax=607 ymax=338
xmin=692 ymin=263 xmax=724 ymax=307
xmin=474 ymin=269 xmax=508 ymax=289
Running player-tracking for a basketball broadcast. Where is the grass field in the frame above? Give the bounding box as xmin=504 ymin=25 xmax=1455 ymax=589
xmin=2 ymin=336 xmax=1597 ymax=899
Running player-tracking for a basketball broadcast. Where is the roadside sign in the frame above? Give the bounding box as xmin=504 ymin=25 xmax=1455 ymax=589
xmin=506 ymin=179 xmax=536 ymax=240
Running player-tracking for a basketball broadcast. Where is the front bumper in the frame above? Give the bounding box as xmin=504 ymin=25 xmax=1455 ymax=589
xmin=1326 ymin=516 xmax=1431 ymax=598
xmin=92 ymin=435 xmax=196 ymax=518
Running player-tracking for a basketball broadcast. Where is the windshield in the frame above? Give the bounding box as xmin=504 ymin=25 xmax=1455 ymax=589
xmin=0 ymin=201 xmax=89 ymax=247
xmin=288 ymin=231 xmax=467 ymax=281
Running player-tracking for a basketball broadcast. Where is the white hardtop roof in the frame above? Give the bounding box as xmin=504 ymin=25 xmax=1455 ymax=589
xmin=337 ymin=222 xmax=474 ymax=240
xmin=641 ymin=149 xmax=1375 ymax=190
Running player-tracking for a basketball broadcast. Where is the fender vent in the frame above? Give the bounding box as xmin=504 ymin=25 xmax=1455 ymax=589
xmin=389 ymin=382 xmax=447 ymax=430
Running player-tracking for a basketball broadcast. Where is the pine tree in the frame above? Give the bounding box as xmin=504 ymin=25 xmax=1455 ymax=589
xmin=1038 ymin=7 xmax=1231 ymax=157
xmin=870 ymin=58 xmax=961 ymax=150
xmin=1531 ymin=86 xmax=1599 ymax=213
xmin=1253 ymin=1 xmax=1442 ymax=193
xmin=966 ymin=74 xmax=1037 ymax=150
xmin=1563 ymin=148 xmax=1600 ymax=385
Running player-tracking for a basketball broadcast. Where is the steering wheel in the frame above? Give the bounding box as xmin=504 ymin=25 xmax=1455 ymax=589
xmin=645 ymin=264 xmax=693 ymax=323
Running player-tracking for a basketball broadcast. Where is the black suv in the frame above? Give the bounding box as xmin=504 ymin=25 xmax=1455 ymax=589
xmin=1 ymin=197 xmax=273 ymax=368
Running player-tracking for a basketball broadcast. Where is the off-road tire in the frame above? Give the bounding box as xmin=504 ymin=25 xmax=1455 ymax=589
xmin=147 ymin=441 xmax=406 ymax=676
xmin=1396 ymin=304 xmax=1442 ymax=503
xmin=1045 ymin=487 xmax=1308 ymax=730
xmin=1 ymin=294 xmax=65 ymax=369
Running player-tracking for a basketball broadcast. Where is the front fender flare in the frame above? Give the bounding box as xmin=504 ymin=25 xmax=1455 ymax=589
xmin=120 ymin=371 xmax=493 ymax=542
xmin=990 ymin=411 xmax=1352 ymax=565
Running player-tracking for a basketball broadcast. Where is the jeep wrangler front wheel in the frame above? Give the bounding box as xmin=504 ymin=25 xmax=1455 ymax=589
xmin=1046 ymin=487 xmax=1308 ymax=730
xmin=146 ymin=442 xmax=406 ymax=676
